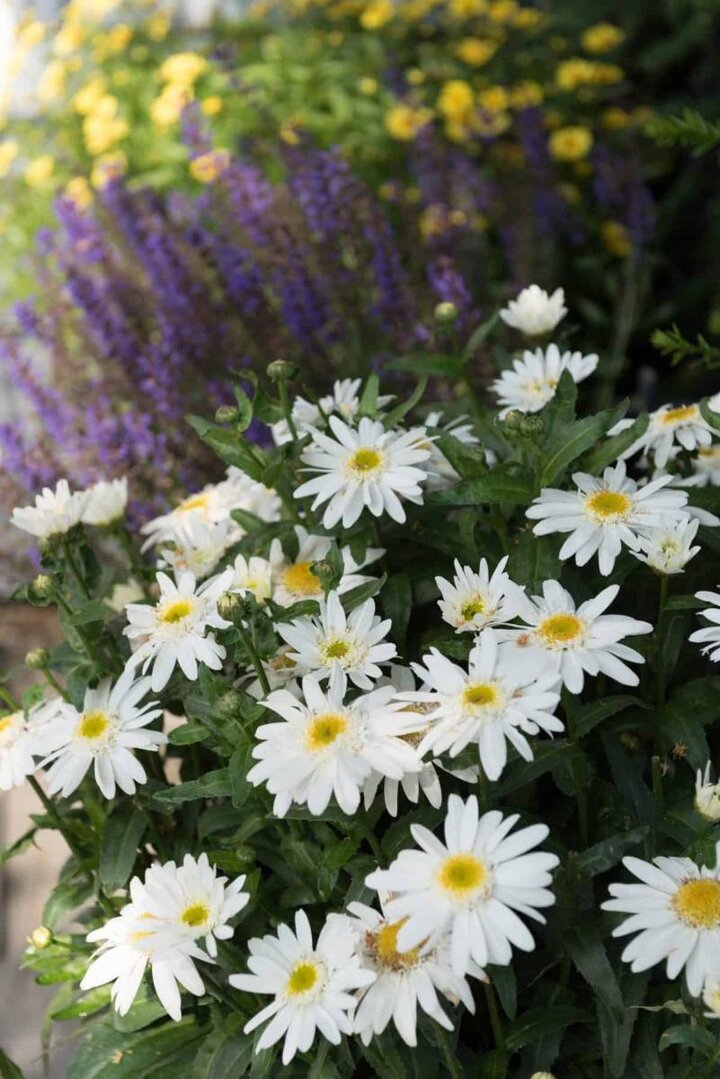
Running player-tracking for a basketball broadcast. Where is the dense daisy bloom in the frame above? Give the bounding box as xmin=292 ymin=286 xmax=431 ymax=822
xmin=40 ymin=669 xmax=165 ymax=799
xmin=294 ymin=416 xmax=432 ymax=528
xmin=526 ymin=461 xmax=691 ymax=576
xmin=602 ymin=850 xmax=720 ymax=995
xmin=632 ymin=516 xmax=700 ymax=574
xmin=124 ymin=569 xmax=233 ymax=692
xmin=491 ymin=344 xmax=598 ymax=417
xmin=499 ymin=285 xmax=567 ymax=336
xmin=689 ymin=587 xmax=720 ymax=662
xmin=400 ymin=631 xmax=562 ymax=779
xmin=501 ymin=580 xmax=652 ymax=694
xmin=268 ymin=527 xmax=382 ymax=607
xmin=436 ymin=556 xmax=522 ymax=634
xmin=276 ymin=591 xmax=396 ymax=690
xmin=366 ymin=794 xmax=559 ymax=976
xmin=158 ymin=518 xmax=234 ymax=581
xmin=129 ymin=853 xmax=249 ymax=958
xmin=81 ymin=478 xmax=128 ymax=526
xmin=228 ymin=553 xmax=274 ymax=605
xmin=610 ymin=403 xmax=715 ymax=468
xmin=229 ymin=909 xmax=375 ymax=1065
xmin=11 ymin=479 xmax=90 ymax=539
xmin=695 ymin=763 xmax=720 ymax=822
xmin=272 ymin=378 xmax=395 ymax=444
xmin=692 ymin=444 xmax=720 ymax=486
xmin=341 ymin=900 xmax=479 ymax=1047
xmin=247 ymin=674 xmax=422 ymax=816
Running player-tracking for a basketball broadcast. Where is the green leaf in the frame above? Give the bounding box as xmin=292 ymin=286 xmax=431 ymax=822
xmin=501 ymin=740 xmax=584 ymax=794
xmin=68 ymin=600 xmax=111 ymax=626
xmin=358 ymin=373 xmax=379 ymax=416
xmin=565 ymin=921 xmax=623 ymax=1018
xmin=540 ymin=400 xmax=628 ymax=486
xmin=169 ymin=723 xmax=210 ymax=746
xmin=382 ymin=377 xmax=428 ymax=429
xmin=489 ymin=964 xmax=517 ymax=1020
xmin=192 ymin=1015 xmax=253 ymax=1079
xmin=389 ymin=352 xmax=465 ymax=379
xmin=580 ymin=412 xmax=649 ymax=475
xmin=99 ymin=806 xmax=146 ymax=893
xmin=575 ymin=695 xmax=648 ymax=739
xmin=381 ymin=574 xmax=412 ymax=650
xmin=427 ymin=466 xmax=536 ymax=506
xmin=503 ymin=1006 xmax=588 ymax=1051
xmin=43 ymin=876 xmax=94 ymax=931
xmin=51 ymin=986 xmax=112 ymax=1021
xmin=339 ymin=574 xmax=386 ymax=612
xmin=0 ymin=825 xmax=38 ymax=866
xmin=229 ymin=745 xmax=254 ymax=809
xmin=507 ymin=531 xmax=561 ymax=591
xmin=700 ymin=395 xmax=720 ymax=431
xmin=232 ymin=384 xmax=254 ymax=433
xmin=69 ymin=1016 xmax=204 ymax=1077
xmin=463 ymin=309 xmax=500 ymax=362
xmin=576 ymin=827 xmax=649 ymax=877
xmin=153 ymin=769 xmax=232 ymax=804
xmin=0 ymin=1049 xmax=24 ymax=1079
xmin=658 ymin=1024 xmax=716 ymax=1054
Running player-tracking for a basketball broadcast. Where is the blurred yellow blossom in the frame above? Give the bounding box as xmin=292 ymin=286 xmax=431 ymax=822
xmin=359 ymin=77 xmax=379 ymax=94
xmin=53 ymin=24 xmax=85 ymax=58
xmin=406 ymin=68 xmax=425 ymax=85
xmin=549 ymin=125 xmax=593 ymax=162
xmin=602 ymin=106 xmax=631 ymax=130
xmin=509 ymin=81 xmax=543 ymax=108
xmin=438 ymin=80 xmax=474 ymax=121
xmin=150 ymin=84 xmax=191 ymax=129
xmin=64 ymin=176 xmax=93 ymax=210
xmin=25 ymin=155 xmax=55 ymax=189
xmin=91 ymin=151 xmax=127 ymax=189
xmin=512 ymin=7 xmax=543 ymax=29
xmin=83 ymin=95 xmax=129 ymax=155
xmin=488 ymin=0 xmax=517 ymax=24
xmin=38 ymin=60 xmax=67 ymax=105
xmin=145 ymin=13 xmax=171 ymax=41
xmin=590 ymin=63 xmax=623 ymax=86
xmin=280 ymin=122 xmax=302 ymax=144
xmin=449 ymin=0 xmax=487 ymax=17
xmin=97 ymin=24 xmax=133 ymax=57
xmin=73 ymin=77 xmax=107 ymax=116
xmin=360 ymin=0 xmax=394 ymax=29
xmin=327 ymin=30 xmax=344 ymax=46
xmin=201 ymin=96 xmax=224 ymax=116
xmin=112 ymin=70 xmax=131 ymax=88
xmin=189 ymin=149 xmax=231 ymax=183
xmin=419 ymin=204 xmax=446 ymax=239
xmin=385 ymin=103 xmax=433 ymax=140
xmin=601 ymin=220 xmax=631 ymax=257
xmin=455 ymin=38 xmax=496 ymax=66
xmin=17 ymin=19 xmax=46 ymax=48
xmin=555 ymin=58 xmax=595 ymax=91
xmin=0 ymin=140 xmax=19 ymax=178
xmin=159 ymin=53 xmax=208 ymax=87
xmin=478 ymin=86 xmax=508 ymax=113
xmin=582 ymin=22 xmax=625 ymax=54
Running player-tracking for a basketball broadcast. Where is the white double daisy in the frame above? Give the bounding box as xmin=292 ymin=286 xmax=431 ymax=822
xmin=11 ymin=479 xmax=90 ymax=539
xmin=81 ymin=478 xmax=128 ymax=526
xmin=272 ymin=377 xmax=395 ymax=445
xmin=435 ymin=556 xmax=522 ymax=634
xmin=499 ymin=285 xmax=567 ymax=337
xmin=632 ymin=516 xmax=700 ymax=575
xmin=491 ymin=343 xmax=598 ymax=417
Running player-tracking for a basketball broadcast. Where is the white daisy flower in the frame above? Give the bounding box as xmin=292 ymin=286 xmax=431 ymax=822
xmin=526 ymin=460 xmax=691 ymax=576
xmin=11 ymin=479 xmax=90 ymax=539
xmin=610 ymin=403 xmax=715 ymax=468
xmin=40 ymin=669 xmax=165 ymax=799
xmin=501 ymin=579 xmax=652 ymax=695
xmin=602 ymin=849 xmax=720 ymax=996
xmin=247 ymin=673 xmax=422 ymax=816
xmin=695 ymin=763 xmax=720 ymax=822
xmin=81 ymin=478 xmax=128 ymax=526
xmin=632 ymin=516 xmax=700 ymax=575
xmin=158 ymin=517 xmax=234 ymax=581
xmin=421 ymin=410 xmax=482 ymax=488
xmin=129 ymin=853 xmax=249 ymax=958
xmin=228 ymin=553 xmax=274 ymax=605
xmin=691 ymin=444 xmax=720 ymax=487
xmin=491 ymin=344 xmax=598 ymax=417
xmin=401 ymin=630 xmax=562 ymax=780
xmin=341 ymin=900 xmax=480 ymax=1047
xmin=124 ymin=569 xmax=233 ymax=692
xmin=689 ymin=587 xmax=720 ymax=662
xmin=294 ymin=416 xmax=432 ymax=528
xmin=499 ymin=285 xmax=567 ymax=337
xmin=366 ymin=793 xmax=559 ymax=976
xmin=229 ymin=909 xmax=375 ymax=1065
xmin=436 ymin=556 xmax=522 ymax=634
xmin=0 ymin=697 xmax=60 ymax=791
xmin=276 ymin=590 xmax=396 ymax=690
xmin=268 ymin=527 xmax=383 ymax=607
xmin=272 ymin=378 xmax=395 ymax=445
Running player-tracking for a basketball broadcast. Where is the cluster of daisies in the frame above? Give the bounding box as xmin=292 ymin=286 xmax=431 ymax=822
xmin=6 ymin=284 xmax=720 ymax=1063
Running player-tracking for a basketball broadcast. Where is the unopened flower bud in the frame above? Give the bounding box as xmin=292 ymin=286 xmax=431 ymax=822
xmin=519 ymin=414 xmax=544 ymax=438
xmin=29 ymin=926 xmax=52 ymax=950
xmin=215 ymin=405 xmax=239 ymax=425
xmin=434 ymin=300 xmax=458 ymax=323
xmin=25 ymin=647 xmax=49 ymax=670
xmin=29 ymin=574 xmax=54 ymax=603
xmin=695 ymin=763 xmax=720 ymax=822
xmin=217 ymin=591 xmax=244 ymax=623
xmin=502 ymin=409 xmax=524 ymax=430
xmin=215 ymin=689 xmax=245 ymax=718
xmin=267 ymin=359 xmax=298 ymax=383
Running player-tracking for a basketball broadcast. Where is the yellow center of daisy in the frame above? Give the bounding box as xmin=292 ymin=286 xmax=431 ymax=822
xmin=323 ymin=638 xmax=350 ymax=661
xmin=660 ymin=404 xmax=698 ymax=426
xmin=369 ymin=918 xmax=422 ymax=971
xmin=286 ymin=961 xmax=320 ymax=996
xmin=463 ymin=682 xmax=500 ymax=709
xmin=698 ymin=446 xmax=720 ymax=459
xmin=282 ymin=561 xmax=322 ymax=597
xmin=460 ymin=595 xmax=486 ymax=621
xmin=437 ymin=853 xmax=489 ymax=898
xmin=306 ymin=712 xmax=347 ymax=751
xmin=348 ymin=447 xmax=382 ymax=475
xmin=160 ymin=598 xmax=193 ymax=624
xmin=178 ymin=492 xmax=210 ymax=513
xmin=180 ymin=902 xmax=211 ymax=929
xmin=585 ymin=490 xmax=632 ymax=521
xmin=0 ymin=714 xmax=17 ymax=734
xmin=77 ymin=710 xmax=110 ymax=740
xmin=129 ymin=930 xmax=154 ymax=943
xmin=672 ymin=879 xmax=720 ymax=929
xmin=537 ymin=612 xmax=584 ymax=646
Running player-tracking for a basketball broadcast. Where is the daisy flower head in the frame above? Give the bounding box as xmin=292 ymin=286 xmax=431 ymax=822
xmin=436 ymin=556 xmax=522 ymax=634
xmin=276 ymin=590 xmax=396 ymax=690
xmin=502 ymin=579 xmax=652 ymax=694
xmin=491 ymin=344 xmax=598 ymax=417
xmin=0 ymin=699 xmax=58 ymax=791
xmin=692 ymin=444 xmax=720 ymax=487
xmin=366 ymin=793 xmax=559 ymax=976
xmin=228 ymin=553 xmax=273 ymax=605
xmin=229 ymin=909 xmax=375 ymax=1065
xmin=124 ymin=569 xmax=233 ymax=692
xmin=140 ymin=478 xmax=240 ymax=550
xmin=11 ymin=479 xmax=90 ymax=539
xmin=499 ymin=285 xmax=567 ymax=337
xmin=695 ymin=763 xmax=720 ymax=822
xmin=602 ymin=849 xmax=720 ymax=996
xmin=272 ymin=378 xmax=395 ymax=445
xmin=402 ymin=630 xmax=562 ymax=780
xmin=247 ymin=673 xmax=422 ymax=816
xmin=269 ymin=527 xmax=383 ymax=608
xmin=526 ymin=460 xmax=690 ymax=576
xmin=294 ymin=416 xmax=432 ymax=528
xmin=81 ymin=478 xmax=128 ymax=526
xmin=610 ymin=402 xmax=715 ymax=469
xmin=341 ymin=899 xmax=479 ymax=1047
xmin=158 ymin=517 xmax=234 ymax=581
xmin=689 ymin=587 xmax=720 ymax=662
xmin=632 ymin=516 xmax=700 ymax=575
xmin=40 ymin=668 xmax=165 ymax=799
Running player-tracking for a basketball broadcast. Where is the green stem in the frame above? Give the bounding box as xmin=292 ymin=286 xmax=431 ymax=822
xmin=484 ymin=981 xmax=506 ymax=1051
xmin=278 ymin=379 xmax=299 ymax=443
xmin=115 ymin=525 xmax=152 ymax=597
xmin=654 ymin=573 xmax=669 ymax=756
xmin=28 ymin=776 xmax=86 ymax=866
xmin=62 ymin=539 xmax=91 ymax=599
xmin=41 ymin=668 xmax=70 ymax=702
xmin=237 ymin=624 xmax=271 ymax=697
xmin=359 ymin=819 xmax=384 ymax=864
xmin=0 ymin=685 xmax=19 ymax=711
xmin=564 ymin=693 xmax=589 ymax=848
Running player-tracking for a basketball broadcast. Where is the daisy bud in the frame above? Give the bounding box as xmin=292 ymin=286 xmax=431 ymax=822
xmin=25 ymin=647 xmax=50 ymax=670
xmin=215 ymin=688 xmax=245 ymax=718
xmin=502 ymin=409 xmax=525 ymax=430
xmin=217 ymin=590 xmax=245 ymax=623
xmin=434 ymin=300 xmax=458 ymax=323
xmin=214 ymin=405 xmax=240 ymax=425
xmin=29 ymin=926 xmax=52 ymax=950
xmin=519 ymin=414 xmax=544 ymax=438
xmin=29 ymin=574 xmax=55 ymax=603
xmin=267 ymin=359 xmax=298 ymax=382
xmin=695 ymin=763 xmax=720 ymax=822
xmin=308 ymin=558 xmax=338 ymax=593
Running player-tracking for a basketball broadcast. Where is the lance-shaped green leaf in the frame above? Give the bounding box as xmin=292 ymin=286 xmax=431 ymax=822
xmin=580 ymin=411 xmax=649 ymax=475
xmin=99 ymin=805 xmax=147 ymax=893
xmin=540 ymin=399 xmax=628 ymax=486
xmin=427 ymin=465 xmax=536 ymax=506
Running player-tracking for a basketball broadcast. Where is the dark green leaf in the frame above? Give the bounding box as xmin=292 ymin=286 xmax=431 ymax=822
xmin=0 ymin=1049 xmax=24 ymax=1079
xmin=69 ymin=1016 xmax=203 ymax=1077
xmin=576 ymin=827 xmax=649 ymax=877
xmin=382 ymin=377 xmax=428 ymax=429
xmin=540 ymin=400 xmax=628 ymax=486
xmin=229 ymin=746 xmax=254 ymax=809
xmin=192 ymin=1015 xmax=252 ymax=1079
xmin=381 ymin=574 xmax=412 ymax=650
xmin=43 ymin=877 xmax=94 ymax=931
xmin=489 ymin=964 xmax=517 ymax=1020
xmin=659 ymin=1024 xmax=716 ymax=1054
xmin=153 ymin=769 xmax=232 ymax=804
xmin=427 ymin=466 xmax=536 ymax=506
xmin=565 ymin=921 xmax=623 ymax=1018
xmin=504 ymin=1006 xmax=588 ymax=1051
xmin=169 ymin=723 xmax=210 ymax=746
xmin=575 ymin=695 xmax=648 ymax=739
xmin=580 ymin=412 xmax=649 ymax=475
xmin=232 ymin=384 xmax=254 ymax=433
xmin=463 ymin=310 xmax=500 ymax=362
xmin=99 ymin=806 xmax=146 ymax=893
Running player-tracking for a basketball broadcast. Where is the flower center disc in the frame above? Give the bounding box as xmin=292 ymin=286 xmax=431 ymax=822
xmin=537 ymin=612 xmax=584 ymax=647
xmin=323 ymin=638 xmax=351 ymax=661
xmin=672 ymin=879 xmax=720 ymax=929
xmin=463 ymin=682 xmax=500 ymax=709
xmin=348 ymin=447 xmax=382 ymax=476
xmin=282 ymin=561 xmax=322 ymax=597
xmin=370 ymin=918 xmax=422 ymax=971
xmin=460 ymin=596 xmax=487 ymax=621
xmin=306 ymin=712 xmax=348 ymax=751
xmin=437 ymin=853 xmax=489 ymax=899
xmin=585 ymin=490 xmax=632 ymax=522
xmin=660 ymin=405 xmax=698 ymax=426
xmin=160 ymin=598 xmax=194 ymax=624
xmin=77 ymin=710 xmax=110 ymax=741
xmin=179 ymin=493 xmax=210 ymax=513
xmin=181 ymin=902 xmax=211 ymax=929
xmin=286 ymin=961 xmax=320 ymax=997
xmin=0 ymin=713 xmax=18 ymax=735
